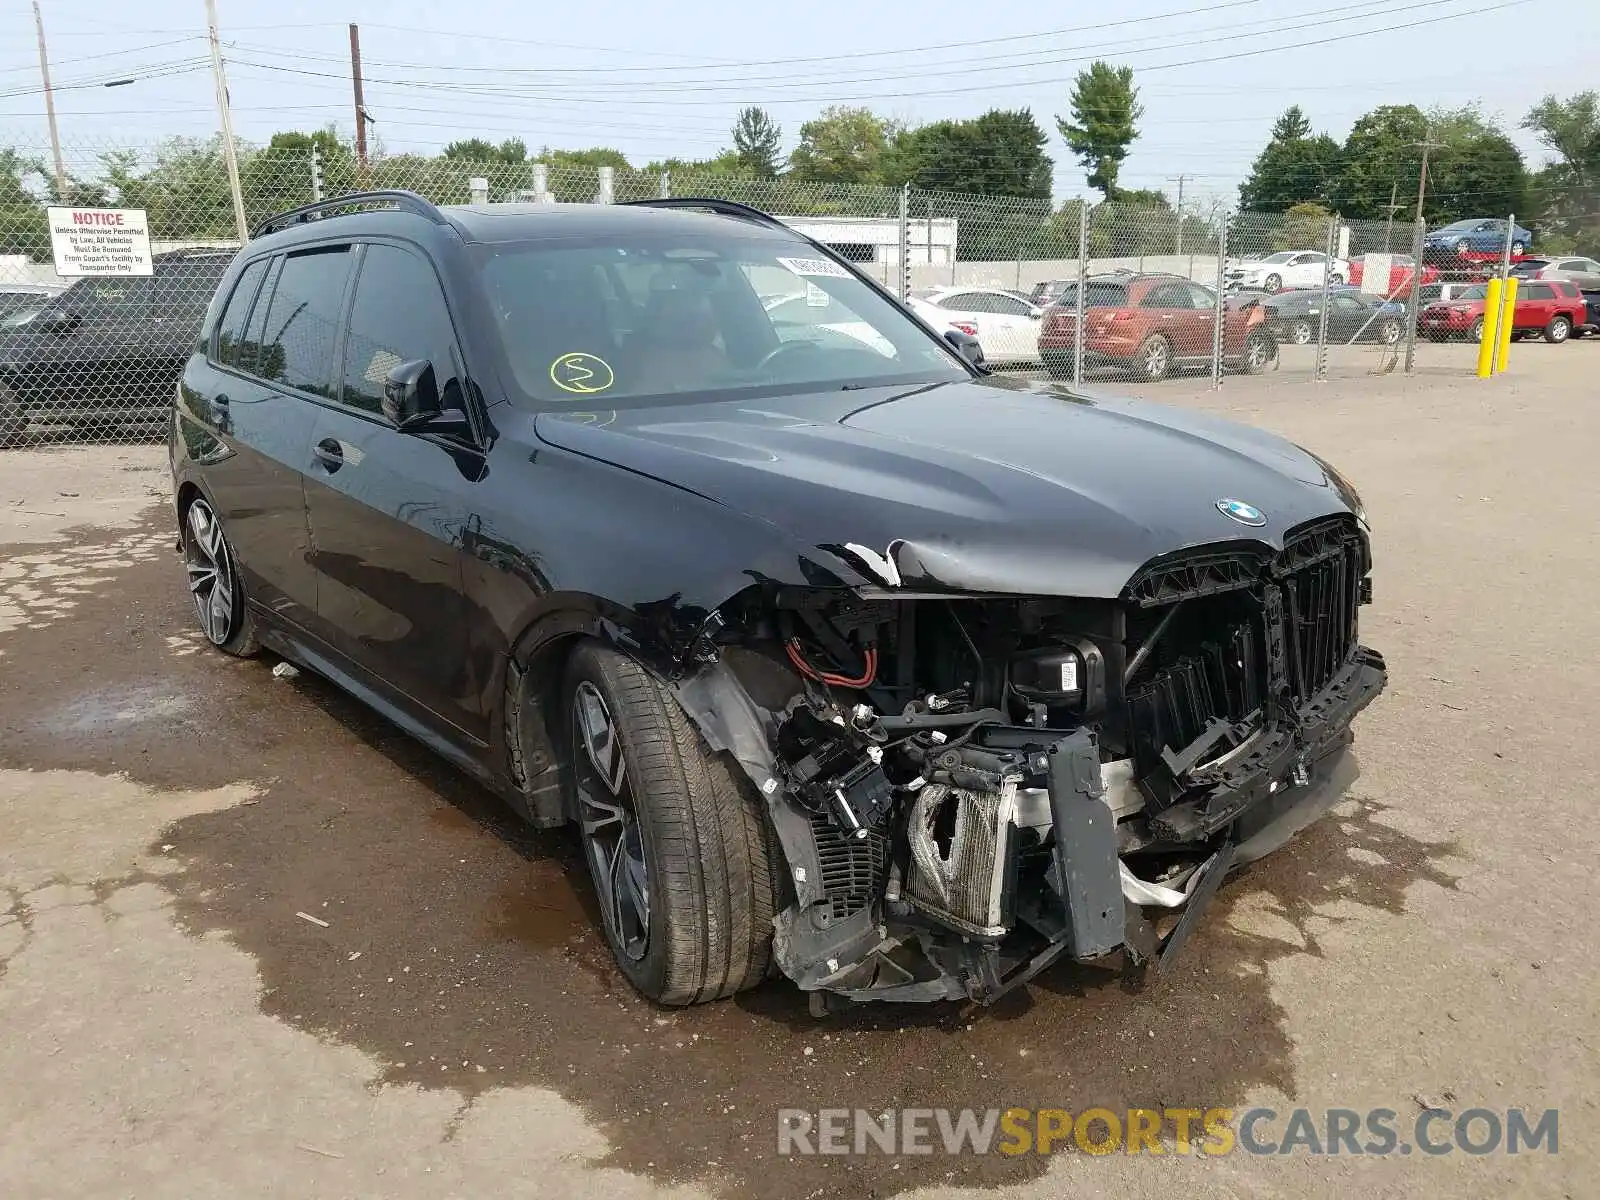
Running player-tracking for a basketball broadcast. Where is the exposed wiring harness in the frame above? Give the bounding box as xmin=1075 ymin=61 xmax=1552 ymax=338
xmin=786 ymin=638 xmax=878 ymax=689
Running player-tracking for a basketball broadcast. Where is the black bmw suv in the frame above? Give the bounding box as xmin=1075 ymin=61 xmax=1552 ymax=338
xmin=171 ymin=191 xmax=1386 ymax=1009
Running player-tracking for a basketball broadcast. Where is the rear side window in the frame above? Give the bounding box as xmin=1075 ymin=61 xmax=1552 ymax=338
xmin=255 ymin=246 xmax=354 ymax=396
xmin=1556 ymin=282 xmax=1581 ymax=298
xmin=213 ymin=260 xmax=268 ymax=366
xmin=340 ymin=244 xmax=458 ymax=415
xmin=1141 ymin=282 xmax=1194 ymax=309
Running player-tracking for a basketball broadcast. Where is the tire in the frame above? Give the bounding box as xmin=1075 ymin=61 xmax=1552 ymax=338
xmin=0 ymin=386 xmax=27 ymax=449
xmin=1289 ymin=318 xmax=1314 ymax=345
xmin=1242 ymin=330 xmax=1274 ymax=374
xmin=564 ymin=641 xmax=780 ymax=1005
xmin=1134 ymin=333 xmax=1172 ymax=381
xmin=1544 ymin=315 xmax=1571 ymax=344
xmin=1330 ymin=272 xmax=1345 ymax=285
xmin=1469 ymin=317 xmax=1486 ymax=343
xmin=181 ymin=497 xmax=260 ymax=656
xmin=1263 ymin=273 xmax=1283 ymax=293
xmin=1378 ymin=319 xmax=1402 ymax=345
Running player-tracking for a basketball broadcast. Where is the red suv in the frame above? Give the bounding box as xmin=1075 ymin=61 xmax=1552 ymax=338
xmin=1419 ymin=279 xmax=1586 ymax=344
xmin=1038 ymin=274 xmax=1274 ymax=381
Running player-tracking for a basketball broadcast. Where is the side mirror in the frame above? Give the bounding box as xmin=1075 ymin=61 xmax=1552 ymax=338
xmin=943 ymin=328 xmax=987 ymax=369
xmin=382 ymin=359 xmax=442 ymax=429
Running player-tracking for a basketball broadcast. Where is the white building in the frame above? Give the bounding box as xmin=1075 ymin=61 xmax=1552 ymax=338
xmin=776 ymin=215 xmax=959 ymax=267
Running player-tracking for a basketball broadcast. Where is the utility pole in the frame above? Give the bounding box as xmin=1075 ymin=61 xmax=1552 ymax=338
xmin=1168 ymin=174 xmax=1188 ymax=255
xmin=349 ymin=24 xmax=368 ymax=180
xmin=32 ymin=2 xmax=66 ymax=199
xmin=1401 ymin=140 xmax=1447 ymax=373
xmin=204 ymin=0 xmax=249 ymax=243
xmin=1382 ymin=182 xmax=1403 ymax=253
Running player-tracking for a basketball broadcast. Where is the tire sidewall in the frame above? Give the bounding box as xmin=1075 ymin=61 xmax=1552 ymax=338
xmin=1291 ymin=319 xmax=1313 ymax=345
xmin=563 ymin=645 xmax=672 ymax=999
xmin=1546 ymin=316 xmax=1570 ymax=343
xmin=1137 ymin=334 xmax=1172 ymax=381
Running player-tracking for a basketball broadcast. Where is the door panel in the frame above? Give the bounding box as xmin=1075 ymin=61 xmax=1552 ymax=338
xmin=302 ymin=240 xmax=488 ymax=740
xmin=1140 ymin=281 xmax=1202 ymax=355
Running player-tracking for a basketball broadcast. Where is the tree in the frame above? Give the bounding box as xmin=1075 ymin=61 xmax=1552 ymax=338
xmin=442 ymin=137 xmax=528 ymax=165
xmin=1055 ymin=62 xmax=1143 ymax=199
xmin=103 ymin=136 xmax=239 ymax=239
xmin=0 ymin=149 xmax=49 ymax=259
xmin=1422 ymin=105 xmax=1527 ymax=221
xmin=731 ymin=107 xmax=782 ymax=179
xmin=1333 ymin=104 xmax=1429 ymax=220
xmin=1522 ymin=92 xmax=1599 ymax=250
xmin=888 ymin=110 xmax=1052 ymax=198
xmin=1239 ymin=106 xmax=1343 ymax=212
xmin=788 ymin=107 xmax=899 ymax=185
xmin=243 ymin=127 xmax=358 ymax=215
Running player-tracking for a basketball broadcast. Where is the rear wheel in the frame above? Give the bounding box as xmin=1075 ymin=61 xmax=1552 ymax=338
xmin=182 ymin=497 xmax=259 ymax=656
xmin=1263 ymin=273 xmax=1283 ymax=293
xmin=565 ymin=641 xmax=780 ymax=1005
xmin=1469 ymin=317 xmax=1486 ymax=343
xmin=1544 ymin=315 xmax=1571 ymax=344
xmin=1134 ymin=334 xmax=1172 ymax=381
xmin=1242 ymin=330 xmax=1274 ymax=374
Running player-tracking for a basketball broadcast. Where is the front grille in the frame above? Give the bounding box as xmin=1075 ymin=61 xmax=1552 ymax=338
xmin=1124 ymin=516 xmax=1366 ymax=785
xmin=1274 ymin=517 xmax=1363 ymax=702
xmin=810 ymin=812 xmax=889 ymax=922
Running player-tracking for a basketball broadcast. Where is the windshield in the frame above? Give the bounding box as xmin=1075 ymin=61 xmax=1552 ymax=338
xmin=1437 ymin=221 xmax=1481 ymax=234
xmin=474 ymin=232 xmax=965 ymax=406
xmin=1458 ymin=285 xmax=1489 ymax=300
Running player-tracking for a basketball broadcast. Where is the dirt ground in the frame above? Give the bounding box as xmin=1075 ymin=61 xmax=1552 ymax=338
xmin=2 ymin=342 xmax=1595 ymax=1198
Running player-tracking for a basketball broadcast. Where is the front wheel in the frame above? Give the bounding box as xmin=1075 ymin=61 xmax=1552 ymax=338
xmin=1469 ymin=316 xmax=1486 ymax=343
xmin=1289 ymin=318 xmax=1314 ymax=345
xmin=182 ymin=497 xmax=259 ymax=656
xmin=1263 ymin=273 xmax=1283 ymax=293
xmin=564 ymin=641 xmax=780 ymax=1005
xmin=1378 ymin=319 xmax=1402 ymax=345
xmin=1544 ymin=315 xmax=1571 ymax=344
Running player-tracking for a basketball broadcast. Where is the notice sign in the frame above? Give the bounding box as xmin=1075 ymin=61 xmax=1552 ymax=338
xmin=47 ymin=206 xmax=153 ymax=277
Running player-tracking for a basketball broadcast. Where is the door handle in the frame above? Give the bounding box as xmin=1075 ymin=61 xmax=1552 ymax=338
xmin=312 ymin=438 xmax=344 ymax=472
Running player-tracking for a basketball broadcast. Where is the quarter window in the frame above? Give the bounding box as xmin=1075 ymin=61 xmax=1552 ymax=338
xmin=213 ymin=259 xmax=268 ymax=367
xmin=1523 ymin=283 xmax=1555 ymax=300
xmin=255 ymin=246 xmax=354 ymax=396
xmin=340 ymin=244 xmax=459 ymax=415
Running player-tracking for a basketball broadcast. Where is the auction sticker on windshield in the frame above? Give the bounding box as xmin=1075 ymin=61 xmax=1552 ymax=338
xmin=47 ymin=206 xmax=152 ymax=277
xmin=549 ymin=352 xmax=615 ymax=395
xmin=778 ymin=256 xmax=852 ymax=279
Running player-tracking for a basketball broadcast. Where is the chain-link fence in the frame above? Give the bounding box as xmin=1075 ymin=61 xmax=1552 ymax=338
xmin=0 ymin=133 xmax=1531 ymax=449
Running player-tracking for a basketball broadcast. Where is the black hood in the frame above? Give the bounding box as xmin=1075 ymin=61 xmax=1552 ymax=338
xmin=535 ymin=377 xmax=1359 ymax=598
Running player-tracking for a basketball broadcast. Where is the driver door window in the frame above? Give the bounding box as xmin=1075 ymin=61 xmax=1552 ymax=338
xmin=340 ymin=244 xmax=460 ymax=416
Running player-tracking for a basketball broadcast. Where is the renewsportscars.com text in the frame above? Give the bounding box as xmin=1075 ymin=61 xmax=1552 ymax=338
xmin=776 ymin=1106 xmax=1559 ymax=1157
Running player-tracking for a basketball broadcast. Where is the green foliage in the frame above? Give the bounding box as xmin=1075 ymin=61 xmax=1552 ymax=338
xmin=1331 ymin=104 xmax=1429 ymax=220
xmin=788 ymin=107 xmax=900 ymax=184
xmin=1055 ymin=62 xmax=1143 ymax=199
xmin=1522 ymin=91 xmax=1599 ymax=251
xmin=1239 ymin=107 xmax=1343 ymax=212
xmin=889 ymin=110 xmax=1052 ymax=199
xmin=442 ymin=137 xmax=528 ymax=165
xmin=731 ymin=107 xmax=783 ymax=179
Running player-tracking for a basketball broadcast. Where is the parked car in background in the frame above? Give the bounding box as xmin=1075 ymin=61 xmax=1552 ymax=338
xmin=1224 ymin=250 xmax=1348 ymax=293
xmin=0 ymin=249 xmax=235 ymax=445
xmin=1422 ymin=218 xmax=1532 ymax=266
xmin=1509 ymin=256 xmax=1600 ymax=291
xmin=1581 ymin=292 xmax=1600 ymax=336
xmin=1414 ymin=281 xmax=1480 ymax=308
xmin=1264 ymin=287 xmax=1405 ymax=346
xmin=1419 ymin=279 xmax=1585 ymax=343
xmin=0 ymin=283 xmax=65 ymax=324
xmin=1038 ymin=273 xmax=1274 ymax=381
xmin=1029 ymin=279 xmax=1074 ymax=306
xmin=1345 ymin=254 xmax=1438 ymax=297
xmin=907 ymin=285 xmax=1042 ymax=364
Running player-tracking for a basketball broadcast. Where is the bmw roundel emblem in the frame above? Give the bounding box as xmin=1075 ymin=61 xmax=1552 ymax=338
xmin=1216 ymin=498 xmax=1267 ymax=527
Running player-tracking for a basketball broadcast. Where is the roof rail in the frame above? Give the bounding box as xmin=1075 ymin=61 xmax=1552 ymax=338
xmin=620 ymin=196 xmax=790 ymax=232
xmin=252 ymin=190 xmax=448 ymax=239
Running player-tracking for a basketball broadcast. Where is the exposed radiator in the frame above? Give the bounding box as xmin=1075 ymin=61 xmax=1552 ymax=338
xmin=902 ymin=781 xmax=1015 ymax=938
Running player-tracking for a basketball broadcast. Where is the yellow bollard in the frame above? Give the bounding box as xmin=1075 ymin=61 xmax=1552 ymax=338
xmin=1475 ymin=277 xmax=1502 ymax=377
xmin=1495 ymin=276 xmax=1518 ymax=374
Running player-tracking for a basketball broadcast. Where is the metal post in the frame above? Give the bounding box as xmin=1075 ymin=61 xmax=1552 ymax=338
xmin=1499 ymin=212 xmax=1516 ymax=281
xmin=204 ymin=0 xmax=249 ymax=243
xmin=1495 ymin=277 xmax=1517 ymax=373
xmin=1211 ymin=216 xmax=1229 ymax=389
xmin=32 ymin=2 xmax=67 ymax=199
xmin=596 ymin=166 xmax=614 ymax=205
xmin=659 ymin=171 xmax=670 ymax=199
xmin=532 ymin=163 xmax=549 ymax=204
xmin=1072 ymin=202 xmax=1088 ymax=388
xmin=1171 ymin=174 xmax=1187 ymax=255
xmin=1313 ymin=216 xmax=1335 ymax=381
xmin=1402 ymin=218 xmax=1426 ymax=374
xmin=310 ymin=143 xmax=323 ymax=203
xmin=349 ymin=24 xmax=369 ymax=182
xmin=898 ymin=184 xmax=911 ymax=301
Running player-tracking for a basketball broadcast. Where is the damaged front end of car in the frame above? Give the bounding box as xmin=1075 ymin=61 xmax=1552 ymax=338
xmin=671 ymin=513 xmax=1386 ymax=1007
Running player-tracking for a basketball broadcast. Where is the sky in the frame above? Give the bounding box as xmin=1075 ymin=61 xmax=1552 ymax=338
xmin=0 ymin=0 xmax=1594 ymax=209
